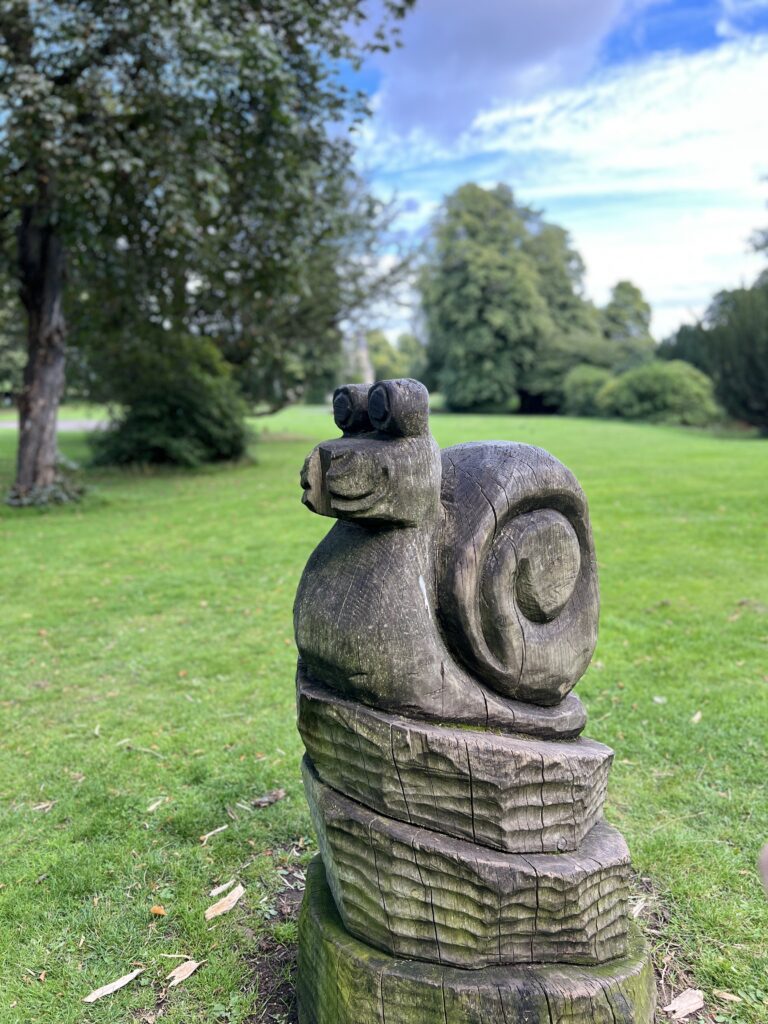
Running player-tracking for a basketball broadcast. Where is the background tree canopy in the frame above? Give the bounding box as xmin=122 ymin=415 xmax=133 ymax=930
xmin=660 ymin=277 xmax=768 ymax=434
xmin=419 ymin=183 xmax=655 ymax=414
xmin=0 ymin=0 xmax=414 ymax=499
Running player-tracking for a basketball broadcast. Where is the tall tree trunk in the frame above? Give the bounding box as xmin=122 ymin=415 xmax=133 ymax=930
xmin=11 ymin=205 xmax=67 ymax=502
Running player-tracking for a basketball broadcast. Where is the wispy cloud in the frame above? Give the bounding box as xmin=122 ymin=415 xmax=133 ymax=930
xmin=361 ymin=34 xmax=768 ymax=337
xmin=717 ymin=0 xmax=768 ymax=36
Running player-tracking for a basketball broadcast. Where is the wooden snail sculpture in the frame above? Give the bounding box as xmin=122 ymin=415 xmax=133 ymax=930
xmin=294 ymin=379 xmax=655 ymax=1023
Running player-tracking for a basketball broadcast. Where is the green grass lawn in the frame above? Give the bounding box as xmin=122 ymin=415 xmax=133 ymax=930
xmin=1 ymin=408 xmax=766 ymax=1024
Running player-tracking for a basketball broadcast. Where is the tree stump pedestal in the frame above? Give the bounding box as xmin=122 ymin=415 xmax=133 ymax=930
xmin=299 ymin=857 xmax=655 ymax=1024
xmin=291 ymin=380 xmax=656 ymax=1023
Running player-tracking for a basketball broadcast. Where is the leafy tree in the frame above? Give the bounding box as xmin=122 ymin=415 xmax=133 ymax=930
xmin=420 ymin=184 xmax=553 ymax=412
xmin=397 ymin=332 xmax=427 ymax=381
xmin=601 ymin=281 xmax=654 ymax=344
xmin=657 ymin=322 xmax=710 ymax=372
xmin=0 ymin=0 xmax=413 ymax=501
xmin=562 ymin=365 xmax=613 ymax=417
xmin=0 ymin=283 xmax=24 ymax=401
xmin=703 ymin=284 xmax=768 ymax=434
xmin=596 ymin=361 xmax=721 ymax=427
xmin=419 ymin=183 xmax=656 ymax=414
xmin=367 ymin=330 xmax=408 ymax=382
xmin=89 ymin=334 xmax=248 ymax=467
xmin=522 ymin=223 xmax=602 ymax=336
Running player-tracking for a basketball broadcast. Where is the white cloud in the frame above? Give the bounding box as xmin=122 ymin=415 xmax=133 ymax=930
xmin=367 ymin=0 xmax=626 ymax=138
xmin=717 ymin=0 xmax=768 ymax=37
xmin=363 ymin=35 xmax=768 ymax=338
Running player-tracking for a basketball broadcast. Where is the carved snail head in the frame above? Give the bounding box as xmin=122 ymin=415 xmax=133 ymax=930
xmin=300 ymin=379 xmax=441 ymax=527
xmin=437 ymin=442 xmax=600 ymax=706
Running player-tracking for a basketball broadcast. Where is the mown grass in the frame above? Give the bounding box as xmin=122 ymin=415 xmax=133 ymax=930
xmin=0 ymin=403 xmax=109 ymax=423
xmin=0 ymin=408 xmax=766 ymax=1023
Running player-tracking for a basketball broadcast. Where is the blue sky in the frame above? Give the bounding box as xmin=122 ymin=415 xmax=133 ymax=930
xmin=355 ymin=0 xmax=768 ymax=337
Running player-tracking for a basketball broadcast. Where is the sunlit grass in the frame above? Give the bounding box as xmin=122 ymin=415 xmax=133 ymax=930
xmin=0 ymin=407 xmax=766 ymax=1022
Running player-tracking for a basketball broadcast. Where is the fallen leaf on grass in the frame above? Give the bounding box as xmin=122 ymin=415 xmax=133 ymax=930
xmin=713 ymin=990 xmax=741 ymax=1003
xmin=199 ymin=824 xmax=228 ymax=845
xmin=205 ymin=882 xmax=245 ymax=920
xmin=663 ymin=988 xmax=705 ymax=1020
xmin=147 ymin=797 xmax=165 ymax=813
xmin=690 ymin=710 xmax=702 ymax=724
xmin=150 ymin=905 xmax=167 ymax=917
xmin=759 ymin=843 xmax=768 ymax=893
xmin=652 ymin=696 xmax=667 ymax=705
xmin=83 ymin=968 xmax=144 ymax=1003
xmin=166 ymin=959 xmax=204 ymax=987
xmin=31 ymin=801 xmax=56 ymax=813
xmin=252 ymin=788 xmax=286 ymax=808
xmin=209 ymin=878 xmax=236 ymax=898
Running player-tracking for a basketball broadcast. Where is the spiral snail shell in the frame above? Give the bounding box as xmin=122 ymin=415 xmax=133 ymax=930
xmin=437 ymin=441 xmax=599 ymax=706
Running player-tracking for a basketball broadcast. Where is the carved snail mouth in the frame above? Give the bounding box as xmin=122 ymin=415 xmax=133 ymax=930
xmin=326 ymin=459 xmax=389 ymax=515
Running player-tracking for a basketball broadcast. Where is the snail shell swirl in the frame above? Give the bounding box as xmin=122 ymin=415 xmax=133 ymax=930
xmin=437 ymin=441 xmax=599 ymax=706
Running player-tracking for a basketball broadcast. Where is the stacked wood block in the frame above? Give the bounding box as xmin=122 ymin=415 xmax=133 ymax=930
xmin=293 ymin=380 xmax=656 ymax=1023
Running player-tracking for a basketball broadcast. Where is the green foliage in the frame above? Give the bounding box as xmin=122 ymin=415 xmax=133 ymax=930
xmin=0 ymin=0 xmax=414 ymax=455
xmin=90 ymin=335 xmax=248 ymax=467
xmin=657 ymin=322 xmax=710 ymax=373
xmin=420 ymin=184 xmax=655 ymax=413
xmin=562 ymin=365 xmax=614 ymax=417
xmin=397 ymin=333 xmax=427 ymax=381
xmin=522 ymin=223 xmax=602 ymax=336
xmin=367 ymin=330 xmax=408 ymax=381
xmin=660 ymin=281 xmax=768 ymax=433
xmin=702 ymin=284 xmax=768 ymax=434
xmin=601 ymin=280 xmax=654 ymax=343
xmin=596 ymin=360 xmax=721 ymax=426
xmin=365 ymin=331 xmax=426 ymax=383
xmin=523 ymin=330 xmax=655 ymax=413
xmin=420 ymin=184 xmax=553 ymax=412
xmin=0 ymin=277 xmax=23 ymax=399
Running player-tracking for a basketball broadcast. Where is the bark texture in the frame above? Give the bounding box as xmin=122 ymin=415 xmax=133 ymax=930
xmin=11 ymin=206 xmax=67 ymax=503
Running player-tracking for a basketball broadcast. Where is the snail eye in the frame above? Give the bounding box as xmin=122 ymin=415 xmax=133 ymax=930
xmin=368 ymin=384 xmax=391 ymax=431
xmin=333 ymin=384 xmax=373 ymax=433
xmin=333 ymin=391 xmax=352 ymax=429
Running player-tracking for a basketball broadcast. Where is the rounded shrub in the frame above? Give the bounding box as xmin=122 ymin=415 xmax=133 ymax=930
xmin=91 ymin=335 xmax=249 ymax=467
xmin=595 ymin=360 xmax=721 ymax=427
xmin=562 ymin=365 xmax=614 ymax=417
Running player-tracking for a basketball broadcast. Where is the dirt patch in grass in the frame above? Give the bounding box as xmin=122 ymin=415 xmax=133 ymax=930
xmin=632 ymin=876 xmax=718 ymax=1024
xmin=246 ymin=860 xmax=305 ymax=1023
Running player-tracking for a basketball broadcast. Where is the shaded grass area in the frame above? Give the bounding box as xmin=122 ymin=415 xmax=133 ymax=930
xmin=0 ymin=408 xmax=766 ymax=1023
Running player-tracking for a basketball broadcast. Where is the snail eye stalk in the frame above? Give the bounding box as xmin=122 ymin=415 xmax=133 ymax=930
xmin=368 ymin=378 xmax=429 ymax=438
xmin=333 ymin=384 xmax=373 ymax=434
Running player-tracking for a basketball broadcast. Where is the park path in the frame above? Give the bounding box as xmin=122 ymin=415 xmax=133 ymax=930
xmin=0 ymin=419 xmax=103 ymax=432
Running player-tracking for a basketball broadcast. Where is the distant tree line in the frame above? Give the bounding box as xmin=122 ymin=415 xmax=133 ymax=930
xmin=658 ymin=270 xmax=768 ymax=435
xmin=415 ymin=182 xmax=766 ymax=434
xmin=417 ymin=184 xmax=657 ymax=414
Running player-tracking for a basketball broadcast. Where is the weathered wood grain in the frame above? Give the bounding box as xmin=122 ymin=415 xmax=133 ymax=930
xmin=438 ymin=442 xmax=600 ymax=705
xmin=303 ymin=760 xmax=629 ymax=968
xmin=293 ymin=379 xmax=650 ymax=1023
xmin=297 ymin=856 xmax=656 ymax=1024
xmin=298 ymin=676 xmax=612 ymax=853
xmin=294 ymin=381 xmax=599 ymax=728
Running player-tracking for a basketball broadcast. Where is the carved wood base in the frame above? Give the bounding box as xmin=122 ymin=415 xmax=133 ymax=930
xmin=299 ymin=676 xmax=612 ymax=853
xmin=298 ymin=856 xmax=656 ymax=1024
xmin=303 ymin=759 xmax=630 ymax=969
